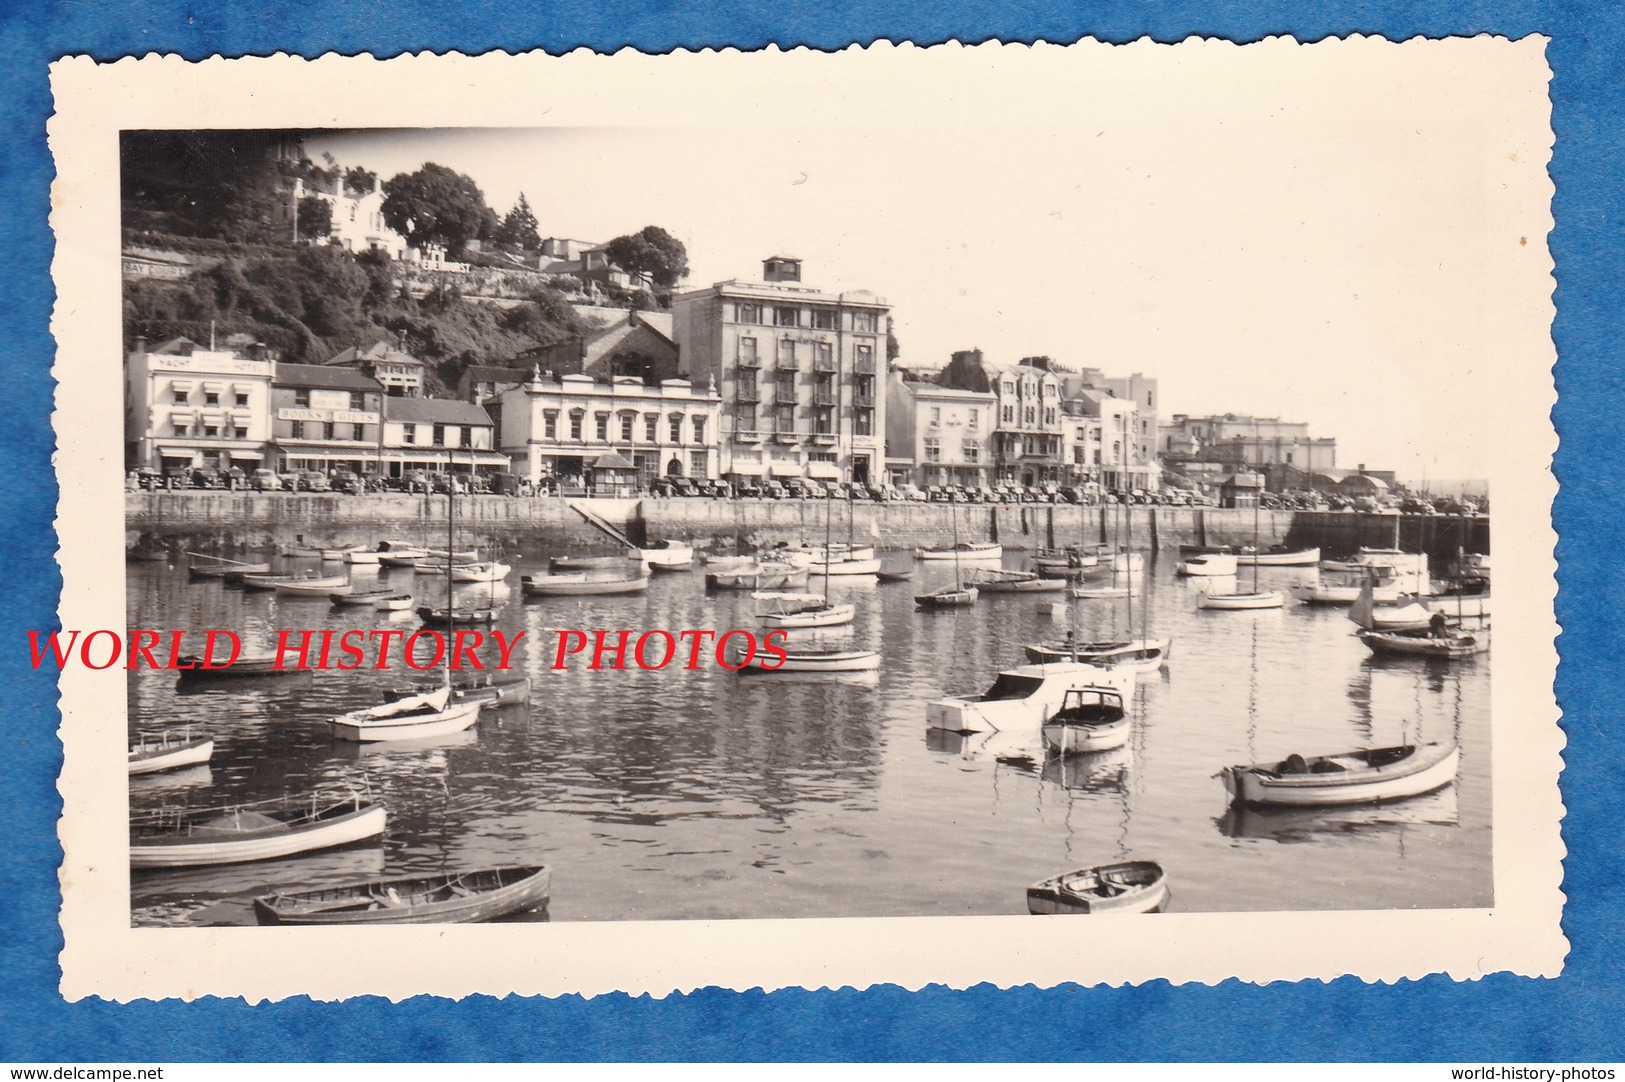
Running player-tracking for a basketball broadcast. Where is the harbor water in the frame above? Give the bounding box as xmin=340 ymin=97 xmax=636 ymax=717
xmin=127 ymin=551 xmax=1492 ymax=925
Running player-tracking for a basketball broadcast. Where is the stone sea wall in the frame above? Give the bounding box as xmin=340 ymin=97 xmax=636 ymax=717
xmin=126 ymin=493 xmax=1489 ymax=564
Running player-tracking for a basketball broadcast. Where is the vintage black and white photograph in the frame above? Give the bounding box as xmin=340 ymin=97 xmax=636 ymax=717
xmin=52 ymin=40 xmax=1562 ymax=999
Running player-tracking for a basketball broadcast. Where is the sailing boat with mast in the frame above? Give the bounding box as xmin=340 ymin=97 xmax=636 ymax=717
xmin=333 ymin=461 xmax=486 ymax=742
xmin=1027 ymin=498 xmax=1170 ymax=669
xmin=755 ymin=485 xmax=856 ymax=629
xmin=1199 ymin=472 xmax=1284 ymax=610
xmin=915 ymin=497 xmax=979 ymax=608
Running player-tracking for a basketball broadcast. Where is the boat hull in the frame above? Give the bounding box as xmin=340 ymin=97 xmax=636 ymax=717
xmin=746 ymin=650 xmax=880 ymax=673
xmin=915 ymin=544 xmax=1002 ymax=561
xmin=1199 ymin=591 xmax=1284 ymax=610
xmin=128 ymin=736 xmax=214 ymax=775
xmin=976 ymin=576 xmax=1067 ymax=594
xmin=131 ymin=803 xmax=386 ymax=869
xmin=253 ymin=865 xmax=553 ymax=926
xmin=1235 ymin=547 xmax=1320 ymax=567
xmin=1042 ymin=716 xmax=1130 ymax=753
xmin=522 ymin=575 xmax=650 ymax=596
xmin=1024 ymin=638 xmax=1170 ymax=671
xmin=1027 ymin=861 xmax=1168 ymax=915
xmin=704 ymin=567 xmax=808 ymax=591
xmin=1222 ymin=743 xmax=1460 ymax=806
xmin=760 ymin=603 xmax=857 ymax=629
xmin=330 ymin=699 xmax=484 ymax=743
xmin=927 ymin=663 xmax=1136 ymax=733
xmin=1177 ymin=554 xmax=1238 ymax=577
xmin=916 ymin=587 xmax=979 ymax=607
xmin=1358 ymin=628 xmax=1489 ymax=659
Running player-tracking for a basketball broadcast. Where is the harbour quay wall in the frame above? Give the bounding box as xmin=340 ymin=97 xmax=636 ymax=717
xmin=127 ymin=493 xmax=1488 ymax=563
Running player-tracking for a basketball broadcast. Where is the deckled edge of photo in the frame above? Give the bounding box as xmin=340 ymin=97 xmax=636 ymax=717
xmin=47 ymin=38 xmax=1566 ymax=1003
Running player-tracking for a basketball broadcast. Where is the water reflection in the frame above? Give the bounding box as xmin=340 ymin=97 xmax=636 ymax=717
xmin=128 ymin=547 xmax=1493 ymax=923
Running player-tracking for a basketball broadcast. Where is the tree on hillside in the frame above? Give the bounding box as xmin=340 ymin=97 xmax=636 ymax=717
xmin=343 ymin=166 xmax=378 ymax=196
xmin=295 ymin=196 xmax=332 ymax=241
xmin=605 ymin=225 xmax=689 ymax=289
xmin=380 ymin=163 xmax=493 ymax=256
xmin=886 ymin=316 xmax=900 ymax=362
xmin=497 ymin=193 xmax=541 ymax=251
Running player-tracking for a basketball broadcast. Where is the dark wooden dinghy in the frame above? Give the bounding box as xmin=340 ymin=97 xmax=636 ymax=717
xmin=1027 ymin=860 xmax=1168 ymax=915
xmin=253 ymin=864 xmax=552 ymax=925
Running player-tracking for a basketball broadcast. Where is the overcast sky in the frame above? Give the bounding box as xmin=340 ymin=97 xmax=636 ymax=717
xmin=303 ymin=40 xmax=1550 ymax=485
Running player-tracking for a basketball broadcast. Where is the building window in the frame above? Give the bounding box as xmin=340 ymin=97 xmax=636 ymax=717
xmin=1024 ymin=406 xmax=1035 ymax=425
xmin=172 ymin=387 xmax=190 ymax=404
xmin=620 ymin=413 xmax=635 ymax=442
xmin=736 ymin=303 xmax=762 ymax=325
xmin=738 ymin=337 xmax=759 ymax=367
xmin=692 ymin=416 xmax=706 ymax=443
xmin=814 ymin=408 xmax=834 ymax=435
xmin=460 ymin=427 xmax=473 ymax=448
xmin=289 ymin=420 xmax=304 ymax=439
xmin=1002 ymin=404 xmax=1014 ymax=424
xmin=669 ymin=414 xmax=683 ymax=443
xmin=777 ymin=339 xmax=796 ymax=369
xmin=815 ymin=341 xmax=834 ymax=370
xmin=774 ymin=404 xmax=795 ymax=432
xmin=738 ymin=369 xmax=758 ymax=400
xmin=929 ymin=406 xmax=941 ymax=427
xmin=569 ymin=411 xmax=584 ymax=441
xmin=1146 ymin=392 xmax=1153 ymax=407
xmin=202 ymin=390 xmax=218 ymax=406
xmin=174 ymin=420 xmax=191 ymax=437
xmin=923 ymin=437 xmax=941 ymax=462
xmin=293 ymin=389 xmax=310 ymax=408
xmin=854 ymin=409 xmax=874 ymax=437
xmin=967 ymin=411 xmax=980 ymax=433
xmin=432 ymin=424 xmax=445 ymax=446
xmin=851 ymin=310 xmax=877 ymax=333
xmin=775 ymin=306 xmax=800 ymax=327
xmin=403 ymin=423 xmax=417 ymax=444
xmin=543 ymin=412 xmax=558 ymax=440
xmin=350 ymin=392 xmax=365 ymax=410
xmin=323 ymin=422 xmax=336 ymax=440
xmin=811 ymin=309 xmax=835 ymax=330
xmin=775 ymin=370 xmax=796 ymax=402
xmin=644 ymin=413 xmax=658 ymax=442
xmin=203 ymin=423 xmax=219 ymax=437
xmin=737 ymin=406 xmax=757 ymax=433
xmin=809 ymin=451 xmax=836 ymax=463
xmin=854 ymin=375 xmax=874 ymax=403
xmin=854 ymin=344 xmax=873 ymax=371
xmin=232 ymin=391 xmax=248 ymax=408
xmin=1045 ymin=407 xmax=1057 ymax=425
xmin=689 ymin=450 xmax=707 ymax=476
xmin=595 ymin=413 xmax=609 ymax=442
xmin=964 ymin=440 xmax=981 ymax=463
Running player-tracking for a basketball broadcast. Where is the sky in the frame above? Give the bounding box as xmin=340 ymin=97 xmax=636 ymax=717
xmin=301 ymin=41 xmax=1551 ymax=485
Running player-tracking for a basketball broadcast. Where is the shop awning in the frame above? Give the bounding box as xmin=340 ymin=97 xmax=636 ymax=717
xmin=728 ymin=461 xmax=765 ymax=476
xmin=806 ymin=462 xmax=842 ymax=480
xmin=381 ymin=448 xmax=512 ymax=467
xmin=767 ymin=462 xmax=802 ymax=478
xmin=591 ymin=452 xmax=637 ymax=471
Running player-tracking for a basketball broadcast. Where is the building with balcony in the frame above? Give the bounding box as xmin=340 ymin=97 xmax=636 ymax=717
xmin=282 ymin=174 xmax=408 ymax=259
xmin=672 ymin=256 xmax=887 ymax=486
xmin=325 ymin=341 xmax=425 ymax=398
xmin=884 ymin=369 xmax=995 ymax=487
xmin=492 ymin=368 xmax=722 ymax=488
xmin=379 ymin=397 xmax=509 ymax=476
xmin=938 ymin=350 xmax=1066 ymax=487
xmin=125 ymin=336 xmax=276 ymax=472
xmin=1159 ymin=413 xmax=1336 ymax=490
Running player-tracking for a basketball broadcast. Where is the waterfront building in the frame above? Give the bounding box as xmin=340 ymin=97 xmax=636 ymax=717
xmin=325 ymin=341 xmax=425 ymax=398
xmin=1159 ymin=413 xmax=1337 ymax=485
xmin=515 ymin=309 xmax=680 ymax=385
xmin=534 ymin=237 xmax=654 ymax=298
xmin=672 ymin=256 xmax=887 ymax=486
xmin=268 ymin=363 xmax=385 ymax=475
xmin=883 ymin=368 xmax=995 ymax=488
xmin=379 ymin=397 xmax=509 ymax=477
xmin=125 ymin=336 xmax=276 ymax=473
xmin=492 ymin=367 xmax=722 ymax=489
xmin=938 ymin=350 xmax=1065 ymax=487
xmin=1060 ymin=410 xmax=1105 ymax=489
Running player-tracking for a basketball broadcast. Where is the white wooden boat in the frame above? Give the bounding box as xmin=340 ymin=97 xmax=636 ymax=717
xmin=552 ymin=553 xmax=642 ymax=571
xmin=274 ymin=575 xmax=351 ymax=597
xmin=801 ymin=542 xmax=876 ymax=563
xmin=130 ymin=795 xmax=385 ymax=869
xmin=970 ymin=569 xmax=1066 ymax=594
xmin=1320 ymin=548 xmax=1427 ymax=575
xmin=1220 ymin=742 xmax=1460 ymax=806
xmin=1024 ymin=636 xmax=1171 ymax=672
xmin=743 ymin=646 xmax=881 ymax=672
xmin=320 ymin=544 xmax=369 ymax=561
xmin=128 ymin=733 xmax=214 ymax=775
xmin=1198 ymin=590 xmax=1284 ymax=610
xmin=329 ymin=686 xmax=484 ymax=743
xmin=346 ymin=542 xmax=426 ymax=566
xmin=639 ymin=540 xmax=695 ymax=570
xmin=1357 ymin=626 xmax=1490 ymax=659
xmin=1291 ymin=571 xmax=1403 ymax=605
xmin=806 ymin=555 xmax=883 ymax=576
xmin=1070 ymin=583 xmax=1129 ymax=600
xmin=1027 ymin=861 xmax=1168 ymax=915
xmin=422 ymin=548 xmax=479 ymax=562
xmin=1110 ymin=551 xmax=1144 ymax=574
xmin=372 ymin=594 xmax=415 ymax=611
xmin=187 ymin=554 xmax=270 ymax=579
xmin=915 ymin=541 xmax=1002 ymax=561
xmin=378 ymin=552 xmax=424 ymax=568
xmin=754 ymin=592 xmax=856 ymax=629
xmin=449 ymin=561 xmax=510 ymax=583
xmin=279 ymin=543 xmax=325 ymax=558
xmin=254 ymin=864 xmax=552 ymax=926
xmin=915 ymin=586 xmax=979 ymax=608
xmin=927 ymin=662 xmax=1135 ymax=734
xmin=1033 ymin=548 xmax=1099 ymax=572
xmin=704 ymin=563 xmax=809 ymax=591
xmin=1176 ymin=552 xmax=1238 ymax=577
xmin=1366 ymin=598 xmax=1436 ymax=630
xmin=1041 ymin=687 xmax=1130 ymax=753
xmin=1235 ymin=545 xmax=1320 ymax=567
xmin=522 ymin=572 xmax=651 ymax=597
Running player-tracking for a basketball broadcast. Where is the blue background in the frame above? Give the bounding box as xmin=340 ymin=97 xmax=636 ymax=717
xmin=2 ymin=1 xmax=1615 ymax=1062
